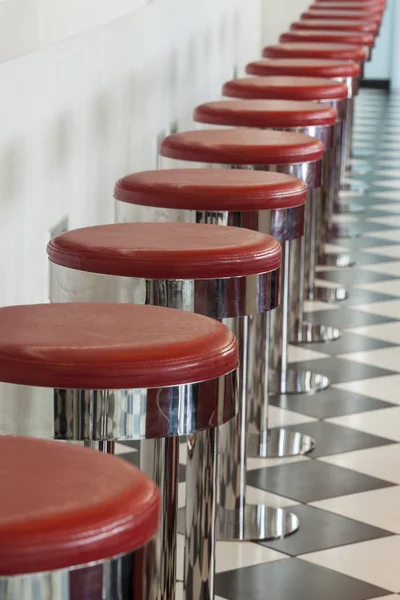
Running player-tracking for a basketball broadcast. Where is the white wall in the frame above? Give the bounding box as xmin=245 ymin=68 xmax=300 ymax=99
xmin=364 ymin=0 xmax=394 ymax=81
xmin=261 ymin=0 xmax=310 ymax=46
xmin=0 ymin=0 xmax=262 ymax=307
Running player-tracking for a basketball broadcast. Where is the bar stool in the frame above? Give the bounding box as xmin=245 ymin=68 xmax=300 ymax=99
xmin=246 ymin=57 xmax=364 ymax=186
xmin=113 ymin=170 xmax=319 ymax=446
xmin=156 ymin=133 xmax=331 ymax=399
xmin=260 ymin=44 xmax=369 ymax=216
xmin=0 ymin=302 xmax=238 ymax=600
xmin=0 ymin=435 xmax=159 ymax=599
xmin=47 ymin=221 xmax=306 ymax=542
xmin=218 ymin=77 xmax=352 ymax=275
xmin=291 ymin=17 xmax=379 ymax=34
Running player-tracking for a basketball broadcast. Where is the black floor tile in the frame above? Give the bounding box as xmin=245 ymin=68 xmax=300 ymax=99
xmin=271 ymin=422 xmax=395 ymax=458
xmin=270 ymin=387 xmax=395 ymax=419
xmin=259 ymin=505 xmax=393 ymax=556
xmin=296 ymin=330 xmax=397 ymax=354
xmin=246 ymin=460 xmax=394 ymax=503
xmin=215 ymin=558 xmax=391 ymax=600
xmin=317 ymin=268 xmax=396 ymax=285
xmin=291 ymin=356 xmax=397 ymax=385
xmin=303 ymin=308 xmax=396 ymax=328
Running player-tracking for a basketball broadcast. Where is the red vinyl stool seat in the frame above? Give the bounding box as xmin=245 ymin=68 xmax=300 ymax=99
xmin=291 ymin=18 xmax=379 ymax=33
xmin=309 ymin=1 xmax=384 ymax=12
xmin=263 ymin=42 xmax=368 ymax=63
xmin=159 ymin=128 xmax=323 ymax=165
xmin=0 ymin=302 xmax=238 ymax=600
xmin=194 ymin=99 xmax=337 ymax=128
xmin=0 ymin=435 xmax=159 ymax=594
xmin=222 ymin=75 xmax=348 ymax=102
xmin=280 ymin=29 xmax=374 ymax=48
xmin=301 ymin=9 xmax=382 ymax=23
xmin=246 ymin=57 xmax=361 ymax=80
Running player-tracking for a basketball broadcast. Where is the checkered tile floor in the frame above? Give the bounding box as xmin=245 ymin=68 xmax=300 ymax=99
xmin=118 ymin=89 xmax=400 ymax=600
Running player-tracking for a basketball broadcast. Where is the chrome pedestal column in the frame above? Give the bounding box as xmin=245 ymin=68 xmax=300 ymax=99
xmin=0 ymin=376 xmax=237 ymax=600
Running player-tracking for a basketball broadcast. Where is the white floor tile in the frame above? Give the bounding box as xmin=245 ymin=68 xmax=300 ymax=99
xmin=311 ymin=486 xmax=400 ymax=533
xmin=320 ymin=443 xmax=400 ymax=483
xmin=362 ymin=231 xmax=400 ymax=243
xmin=327 ymin=408 xmax=400 ymax=442
xmin=354 ymin=280 xmax=400 ymax=296
xmin=337 ymin=347 xmax=400 ymax=372
xmin=354 ymin=299 xmax=400 ymax=319
xmin=333 ymin=375 xmax=400 ymax=404
xmin=304 ymin=300 xmax=340 ymax=312
xmin=114 ymin=442 xmax=137 ymax=455
xmin=345 ymin=322 xmax=400 ymax=343
xmin=300 ymin=536 xmax=400 ymax=593
xmin=363 ymin=245 xmax=400 ymax=259
xmin=245 ymin=485 xmax=300 ymax=509
xmin=370 ymin=191 xmax=400 ymax=201
xmin=366 ymin=217 xmax=400 ymax=228
xmin=374 ymin=170 xmax=400 ymax=179
xmin=315 ymin=277 xmax=346 ymax=290
xmin=176 ymin=534 xmax=287 ymax=580
xmin=358 ymin=261 xmax=400 ymax=276
xmin=268 ymin=405 xmax=316 ymax=428
xmin=374 ymin=181 xmax=400 ymax=190
xmin=377 ymin=160 xmax=400 ymax=168
xmin=288 ymin=345 xmax=329 ymax=363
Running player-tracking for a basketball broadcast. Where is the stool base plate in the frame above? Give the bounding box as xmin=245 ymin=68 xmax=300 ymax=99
xmin=178 ymin=505 xmax=299 ymax=542
xmin=341 ymin=179 xmax=369 ymax=194
xmin=294 ymin=322 xmax=341 ymax=344
xmin=247 ymin=429 xmax=315 ymax=458
xmin=308 ymin=286 xmax=348 ymax=302
xmin=269 ymin=368 xmax=330 ymax=395
xmin=318 ymin=252 xmax=356 ymax=268
xmin=328 ymin=224 xmax=362 ymax=239
xmin=333 ymin=201 xmax=365 ymax=215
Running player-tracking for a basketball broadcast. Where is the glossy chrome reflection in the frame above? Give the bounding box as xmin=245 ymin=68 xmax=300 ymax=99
xmin=317 ymin=253 xmax=356 ymax=268
xmin=295 ymin=323 xmax=341 ymax=344
xmin=269 ymin=368 xmax=330 ymax=395
xmin=0 ymin=548 xmax=154 ymax=600
xmin=49 ymin=265 xmax=278 ymax=320
xmin=215 ymin=504 xmax=299 ymax=542
xmin=247 ymin=428 xmax=315 ymax=459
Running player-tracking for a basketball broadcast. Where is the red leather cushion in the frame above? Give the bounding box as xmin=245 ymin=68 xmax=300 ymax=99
xmin=114 ymin=168 xmax=307 ymax=211
xmin=0 ymin=436 xmax=160 ymax=575
xmin=280 ymin=29 xmax=374 ymax=46
xmin=0 ymin=303 xmax=238 ymax=389
xmin=223 ymin=76 xmax=348 ymax=101
xmin=160 ymin=129 xmax=325 ymax=166
xmin=48 ymin=222 xmax=282 ymax=278
xmin=301 ymin=9 xmax=382 ymax=22
xmin=246 ymin=58 xmax=361 ymax=79
xmin=194 ymin=99 xmax=337 ymax=128
xmin=291 ymin=19 xmax=379 ymax=34
xmin=263 ymin=42 xmax=368 ymax=62
xmin=310 ymin=1 xmax=383 ymax=12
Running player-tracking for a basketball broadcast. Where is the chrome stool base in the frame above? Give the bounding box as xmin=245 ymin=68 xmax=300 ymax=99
xmin=295 ymin=322 xmax=341 ymax=344
xmin=309 ymin=286 xmax=348 ymax=303
xmin=333 ymin=201 xmax=365 ymax=215
xmin=318 ymin=253 xmax=356 ymax=268
xmin=216 ymin=505 xmax=300 ymax=541
xmin=340 ymin=179 xmax=369 ymax=195
xmin=269 ymin=367 xmax=330 ymax=395
xmin=178 ymin=504 xmax=299 ymax=542
xmin=247 ymin=429 xmax=315 ymax=458
xmin=328 ymin=224 xmax=362 ymax=239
